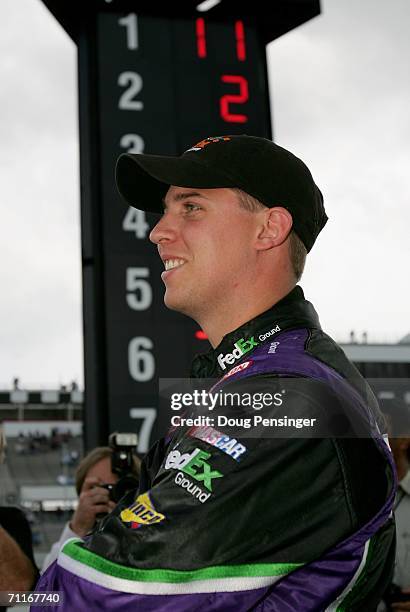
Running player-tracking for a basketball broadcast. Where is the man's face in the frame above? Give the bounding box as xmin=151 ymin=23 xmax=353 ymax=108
xmin=85 ymin=456 xmax=118 ymax=491
xmin=149 ymin=186 xmax=261 ymax=320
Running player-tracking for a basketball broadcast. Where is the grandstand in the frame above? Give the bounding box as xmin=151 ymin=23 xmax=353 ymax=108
xmin=0 ymin=389 xmax=83 ymax=564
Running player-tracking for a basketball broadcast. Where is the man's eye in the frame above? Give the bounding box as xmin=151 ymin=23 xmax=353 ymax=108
xmin=184 ymin=203 xmax=201 ymax=212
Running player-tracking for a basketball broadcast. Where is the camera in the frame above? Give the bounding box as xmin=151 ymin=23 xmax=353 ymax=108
xmin=99 ymin=483 xmax=115 ymax=498
xmin=100 ymin=432 xmax=140 ymax=504
xmin=109 ymin=432 xmax=138 ymax=478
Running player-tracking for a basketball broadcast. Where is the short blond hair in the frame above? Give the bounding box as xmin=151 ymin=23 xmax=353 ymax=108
xmin=233 ymin=188 xmax=307 ymax=281
xmin=75 ymin=446 xmax=140 ymax=495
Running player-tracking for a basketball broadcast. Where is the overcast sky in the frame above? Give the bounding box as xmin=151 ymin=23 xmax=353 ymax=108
xmin=0 ymin=0 xmax=409 ymax=388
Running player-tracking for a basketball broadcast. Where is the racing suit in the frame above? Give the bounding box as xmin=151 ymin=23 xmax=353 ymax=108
xmin=35 ymin=286 xmax=396 ymax=611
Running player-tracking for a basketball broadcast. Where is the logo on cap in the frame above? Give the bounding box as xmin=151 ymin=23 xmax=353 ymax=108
xmin=186 ymin=136 xmax=231 ymax=153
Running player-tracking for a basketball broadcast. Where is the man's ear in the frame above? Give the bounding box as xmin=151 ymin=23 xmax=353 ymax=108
xmin=254 ymin=206 xmax=293 ymax=251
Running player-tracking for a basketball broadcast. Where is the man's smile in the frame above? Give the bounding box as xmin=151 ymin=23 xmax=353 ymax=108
xmin=164 ymin=258 xmax=186 ymax=271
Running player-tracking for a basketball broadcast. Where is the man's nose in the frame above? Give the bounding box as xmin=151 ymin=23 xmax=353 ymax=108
xmin=149 ymin=213 xmax=176 ymax=245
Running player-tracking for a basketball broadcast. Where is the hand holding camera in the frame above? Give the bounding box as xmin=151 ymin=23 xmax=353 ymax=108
xmin=69 ymin=433 xmax=140 ymax=537
xmin=70 ymin=476 xmax=116 ymax=537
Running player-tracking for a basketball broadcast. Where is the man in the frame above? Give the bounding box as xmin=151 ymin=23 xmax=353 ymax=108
xmin=36 ymin=135 xmax=395 ymax=610
xmin=42 ymin=446 xmax=140 ymax=571
xmin=42 ymin=447 xmax=119 ymax=571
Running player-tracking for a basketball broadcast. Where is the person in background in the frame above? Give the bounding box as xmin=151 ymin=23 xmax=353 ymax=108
xmin=42 ymin=446 xmax=140 ymax=571
xmin=379 ymin=398 xmax=410 ymax=611
xmin=0 ymin=422 xmax=39 ymax=610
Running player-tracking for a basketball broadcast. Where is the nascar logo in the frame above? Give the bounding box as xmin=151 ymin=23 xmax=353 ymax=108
xmin=188 ymin=425 xmax=247 ymax=461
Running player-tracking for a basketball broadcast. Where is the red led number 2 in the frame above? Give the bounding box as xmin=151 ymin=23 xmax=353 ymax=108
xmin=220 ymin=75 xmax=248 ymax=123
xmin=195 ymin=19 xmax=249 ymax=124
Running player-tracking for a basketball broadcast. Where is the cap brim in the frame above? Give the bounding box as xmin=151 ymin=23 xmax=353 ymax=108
xmin=115 ymin=153 xmax=236 ymax=212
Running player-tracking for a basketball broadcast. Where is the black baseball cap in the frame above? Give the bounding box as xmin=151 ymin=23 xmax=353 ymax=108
xmin=115 ymin=135 xmax=327 ymax=252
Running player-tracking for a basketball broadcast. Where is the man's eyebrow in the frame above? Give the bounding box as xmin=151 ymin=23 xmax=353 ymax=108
xmin=162 ymin=191 xmax=208 ymax=209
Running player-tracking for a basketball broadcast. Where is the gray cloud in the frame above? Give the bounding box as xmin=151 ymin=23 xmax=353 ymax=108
xmin=0 ymin=0 xmax=82 ymax=387
xmin=268 ymin=0 xmax=410 ymax=342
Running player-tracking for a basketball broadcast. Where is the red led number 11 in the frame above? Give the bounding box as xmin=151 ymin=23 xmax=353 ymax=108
xmin=195 ymin=19 xmax=249 ymax=124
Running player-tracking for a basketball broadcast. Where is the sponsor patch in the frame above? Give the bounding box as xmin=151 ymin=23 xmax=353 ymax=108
xmin=173 ymin=472 xmax=211 ymax=503
xmin=120 ymin=492 xmax=165 ymax=529
xmin=165 ymin=447 xmax=223 ymax=491
xmin=268 ymin=341 xmax=280 ymax=354
xmin=222 ymin=360 xmax=253 ymax=381
xmin=217 ymin=336 xmax=258 ymax=370
xmin=188 ymin=425 xmax=247 ymax=461
xmin=185 ymin=136 xmax=231 ymax=152
xmin=258 ymin=324 xmax=281 ymax=342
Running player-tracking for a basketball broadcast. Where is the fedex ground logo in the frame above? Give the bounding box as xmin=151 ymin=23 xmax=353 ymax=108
xmin=217 ymin=336 xmax=258 ymax=370
xmin=165 ymin=448 xmax=223 ymax=491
